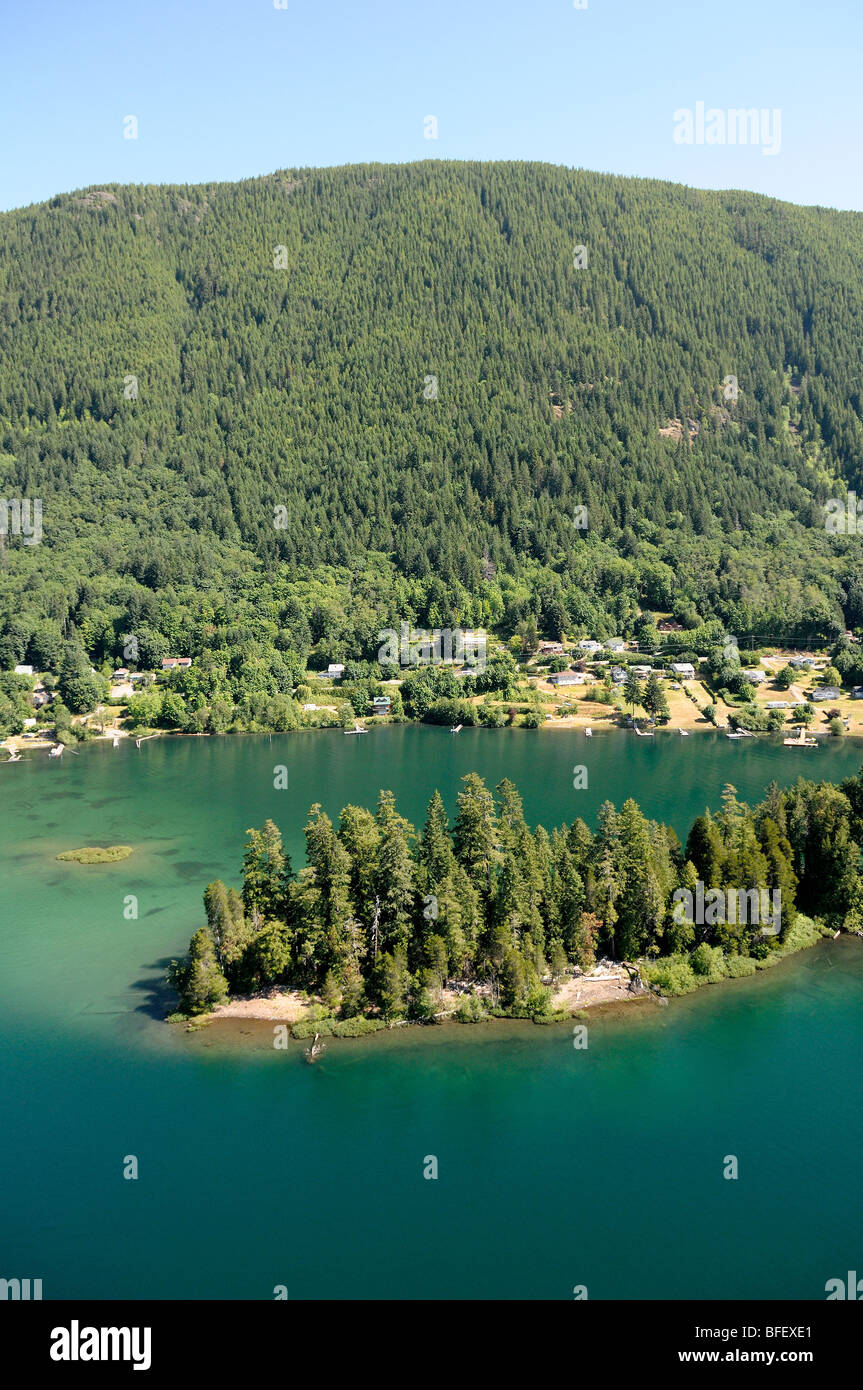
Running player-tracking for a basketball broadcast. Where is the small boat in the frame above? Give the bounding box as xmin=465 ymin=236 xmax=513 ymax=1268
xmin=679 ymin=728 xmax=690 ymax=736
xmin=112 ymin=735 xmax=120 ymax=748
xmin=584 ymin=728 xmax=592 ymax=737
xmin=450 ymin=723 xmax=463 ymax=734
xmin=726 ymin=730 xmax=746 ymax=739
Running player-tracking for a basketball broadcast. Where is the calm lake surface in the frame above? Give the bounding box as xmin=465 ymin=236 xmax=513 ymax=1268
xmin=2 ymin=727 xmax=863 ymax=1298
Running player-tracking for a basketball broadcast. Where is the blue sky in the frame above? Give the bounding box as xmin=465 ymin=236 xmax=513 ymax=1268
xmin=2 ymin=0 xmax=862 ymax=212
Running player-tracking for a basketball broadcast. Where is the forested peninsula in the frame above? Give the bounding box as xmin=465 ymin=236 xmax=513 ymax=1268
xmin=167 ymin=767 xmax=863 ymax=1034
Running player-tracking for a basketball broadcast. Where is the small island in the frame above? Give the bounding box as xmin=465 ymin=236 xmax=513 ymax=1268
xmin=166 ymin=768 xmax=863 ymax=1037
xmin=56 ymin=846 xmax=133 ymax=864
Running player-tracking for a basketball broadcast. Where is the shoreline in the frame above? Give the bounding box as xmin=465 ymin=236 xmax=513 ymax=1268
xmin=175 ymin=935 xmax=858 ymax=1050
xmin=193 ymin=964 xmax=641 ymax=1028
xmin=5 ymin=721 xmax=863 ymax=758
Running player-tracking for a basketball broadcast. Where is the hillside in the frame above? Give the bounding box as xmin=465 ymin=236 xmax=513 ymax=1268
xmin=1 ymin=161 xmax=862 ymax=691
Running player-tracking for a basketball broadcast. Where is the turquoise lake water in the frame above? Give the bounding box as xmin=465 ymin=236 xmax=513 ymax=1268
xmin=2 ymin=727 xmax=862 ymax=1298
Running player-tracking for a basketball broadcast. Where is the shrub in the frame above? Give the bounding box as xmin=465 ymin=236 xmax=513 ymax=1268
xmin=690 ymin=943 xmax=727 ymax=982
xmin=454 ymin=994 xmax=488 ymax=1023
xmin=724 ymin=955 xmax=757 ymax=978
xmin=644 ymin=955 xmax=698 ymax=996
xmin=331 ymin=1017 xmax=386 ymax=1038
xmin=290 ymin=1018 xmax=334 ymax=1040
xmin=777 ymin=914 xmax=821 ymax=956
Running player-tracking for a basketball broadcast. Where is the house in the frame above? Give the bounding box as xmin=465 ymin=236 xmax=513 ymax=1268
xmin=811 ymin=686 xmax=841 ymax=702
xmin=670 ymin=662 xmax=695 ymax=678
xmin=371 ymin=695 xmax=392 ymax=713
xmin=766 ymin=701 xmax=790 ymax=709
xmin=317 ymin=663 xmax=345 ymax=680
xmin=14 ymin=664 xmax=33 ymax=676
xmin=790 ymin=657 xmax=816 ymax=669
xmin=631 ymin=664 xmax=652 ymax=677
xmin=658 ymin=619 xmax=683 ymax=633
xmin=129 ymin=672 xmax=147 ymax=684
xmin=605 ymin=638 xmax=626 ymax=653
xmin=538 ymin=641 xmax=564 ymax=654
xmin=549 ymin=672 xmax=586 ymax=687
xmin=112 ymin=668 xmax=130 ymax=680
xmin=161 ymin=657 xmax=192 ymax=671
xmin=578 ymin=640 xmax=603 ymax=653
xmin=611 ymin=667 xmax=627 ymax=683
xmin=851 ymin=688 xmax=863 ymax=700
xmin=33 ymin=690 xmax=51 ymax=708
xmin=743 ymin=668 xmax=767 ymax=684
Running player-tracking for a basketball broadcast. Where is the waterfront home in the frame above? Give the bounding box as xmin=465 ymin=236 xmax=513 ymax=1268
xmin=810 ymin=686 xmax=841 ymax=702
xmin=670 ymin=662 xmax=695 ymax=678
xmin=371 ymin=695 xmax=392 ymax=713
xmin=548 ymin=672 xmax=586 ymax=686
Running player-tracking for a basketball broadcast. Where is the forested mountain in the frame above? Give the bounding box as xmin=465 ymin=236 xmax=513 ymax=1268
xmin=1 ymin=161 xmax=862 ymax=678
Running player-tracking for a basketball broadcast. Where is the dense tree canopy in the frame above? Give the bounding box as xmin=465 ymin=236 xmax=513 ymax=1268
xmin=167 ymin=768 xmax=863 ymax=1018
xmin=2 ymin=161 xmax=862 ymax=689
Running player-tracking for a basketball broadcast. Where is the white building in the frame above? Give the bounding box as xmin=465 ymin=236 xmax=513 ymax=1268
xmin=670 ymin=662 xmax=695 ymax=678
